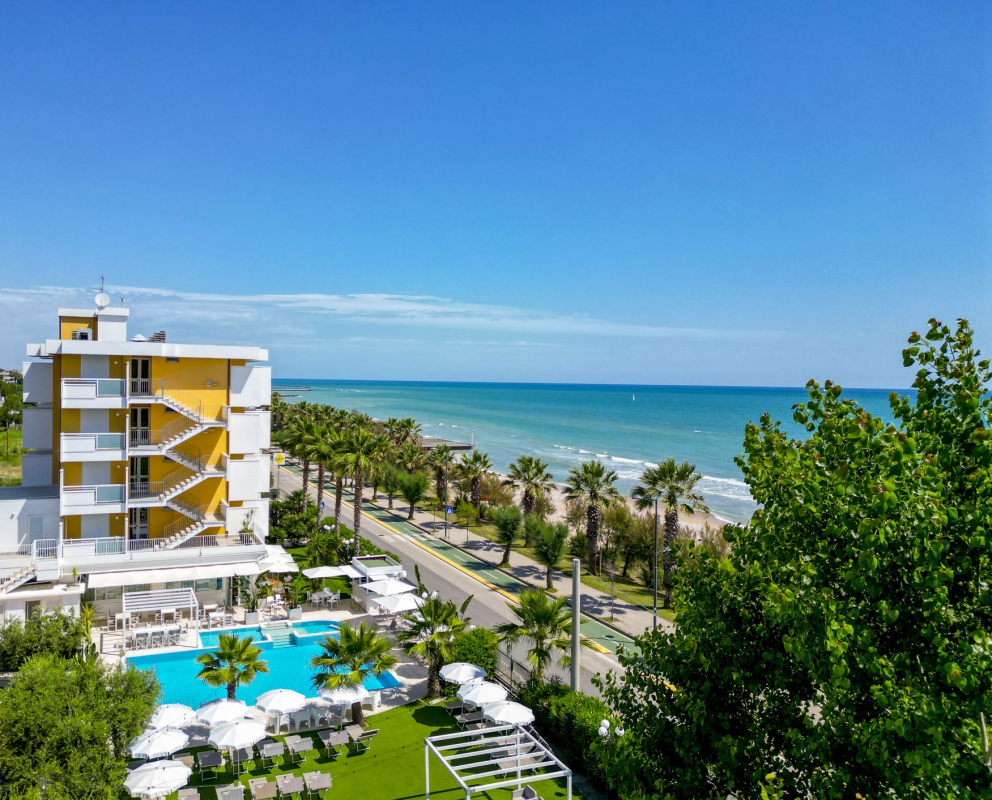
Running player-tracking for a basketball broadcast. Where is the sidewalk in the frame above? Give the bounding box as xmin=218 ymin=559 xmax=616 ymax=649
xmin=280 ymin=461 xmax=673 ymax=640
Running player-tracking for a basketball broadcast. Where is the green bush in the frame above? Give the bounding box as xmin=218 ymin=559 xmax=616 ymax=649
xmin=0 ymin=610 xmax=88 ymax=672
xmin=515 ymin=677 xmax=610 ymax=790
xmin=445 ymin=627 xmax=499 ymax=681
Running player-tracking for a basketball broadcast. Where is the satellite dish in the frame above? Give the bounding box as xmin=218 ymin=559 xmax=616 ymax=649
xmin=95 ymin=292 xmax=110 ymax=309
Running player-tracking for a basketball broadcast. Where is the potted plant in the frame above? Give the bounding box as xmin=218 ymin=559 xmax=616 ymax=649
xmin=239 ymin=575 xmax=265 ymax=625
xmin=284 ymin=574 xmax=308 ymax=620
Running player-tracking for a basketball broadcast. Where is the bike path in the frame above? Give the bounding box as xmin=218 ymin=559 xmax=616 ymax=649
xmin=281 ymin=464 xmax=638 ymax=656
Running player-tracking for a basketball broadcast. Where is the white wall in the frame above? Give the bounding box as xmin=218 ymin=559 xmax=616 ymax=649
xmin=0 ymin=496 xmax=59 ymax=548
xmin=22 ymin=407 xmax=52 ymax=450
xmin=226 ymin=498 xmax=269 ymax=537
xmin=227 ymin=456 xmax=269 ymax=501
xmin=79 ymin=355 xmax=109 ymax=379
xmin=21 ymin=453 xmax=52 ymax=486
xmin=21 ymin=361 xmax=52 ymax=404
xmin=229 ymin=366 xmax=271 ymax=408
xmin=228 ymin=411 xmax=271 ymax=454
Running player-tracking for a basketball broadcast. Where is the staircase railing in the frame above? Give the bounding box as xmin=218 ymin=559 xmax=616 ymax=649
xmin=162 ymin=415 xmax=199 ymax=444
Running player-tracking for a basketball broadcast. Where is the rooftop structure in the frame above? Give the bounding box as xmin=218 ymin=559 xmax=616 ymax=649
xmin=0 ymin=294 xmax=272 ymax=622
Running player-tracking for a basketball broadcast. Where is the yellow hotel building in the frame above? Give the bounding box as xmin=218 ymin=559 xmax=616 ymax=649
xmin=0 ymin=297 xmax=272 ymax=622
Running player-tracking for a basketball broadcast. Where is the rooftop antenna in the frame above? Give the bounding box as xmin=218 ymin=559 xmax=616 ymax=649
xmin=119 ymin=296 xmax=126 ymax=307
xmin=93 ymin=275 xmax=110 ymax=311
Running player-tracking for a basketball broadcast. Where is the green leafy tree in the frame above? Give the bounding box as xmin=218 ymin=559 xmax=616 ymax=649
xmin=490 ymin=504 xmax=523 ymax=565
xmin=532 ymin=519 xmax=570 ymax=589
xmin=398 ymin=596 xmax=471 ymax=698
xmin=496 ymin=589 xmax=593 ymax=681
xmin=0 ymin=609 xmax=88 ymax=671
xmin=454 ymin=497 xmax=478 ymax=528
xmin=195 ymin=634 xmax=269 ymax=700
xmin=0 ymin=653 xmax=158 ymax=799
xmin=381 ymin=464 xmax=404 ymax=510
xmin=398 ymin=470 xmax=430 ymax=520
xmin=446 ymin=627 xmax=500 ymax=681
xmin=310 ymin=621 xmax=397 ymax=725
xmin=632 ymin=458 xmax=709 ymax=608
xmin=564 ymin=460 xmax=621 ymax=573
xmin=597 ymin=319 xmax=992 ymax=799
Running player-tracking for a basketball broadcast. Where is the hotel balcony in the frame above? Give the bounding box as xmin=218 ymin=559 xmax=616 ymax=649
xmin=60 ymin=432 xmax=127 ymax=462
xmin=59 ymin=482 xmax=127 ymax=516
xmin=57 ymin=530 xmax=267 ymax=573
xmin=61 ymin=378 xmax=127 ymax=409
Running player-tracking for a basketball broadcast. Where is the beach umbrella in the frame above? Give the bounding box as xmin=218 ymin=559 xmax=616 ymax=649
xmin=458 ymin=681 xmax=507 ymax=707
xmin=196 ymin=698 xmax=251 ymax=726
xmin=362 ymin=578 xmax=416 ymax=596
xmin=147 ymin=704 xmax=196 ymax=730
xmin=123 ymin=760 xmax=192 ymax=799
xmin=255 ymin=688 xmax=306 ymax=716
xmin=482 ymin=701 xmax=535 ymax=726
xmin=440 ymin=662 xmax=486 ymax=685
xmin=302 ymin=564 xmax=361 ymax=579
xmin=208 ymin=718 xmax=267 ymax=751
xmin=376 ymin=593 xmax=425 ymax=614
xmin=318 ymin=683 xmax=369 ymax=705
xmin=129 ymin=727 xmax=189 ymax=760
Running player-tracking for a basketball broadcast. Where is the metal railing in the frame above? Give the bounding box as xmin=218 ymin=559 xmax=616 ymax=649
xmin=129 ymin=465 xmax=200 ymax=501
xmin=129 ymin=428 xmax=163 ymax=447
xmin=129 ymin=378 xmax=207 ymax=422
xmin=32 ymin=539 xmax=58 ymax=559
xmin=57 ymin=531 xmax=264 ymax=559
xmin=129 ymin=418 xmax=200 ymax=447
xmin=495 ymin=647 xmax=533 ymax=693
xmin=0 ymin=544 xmax=31 ymax=559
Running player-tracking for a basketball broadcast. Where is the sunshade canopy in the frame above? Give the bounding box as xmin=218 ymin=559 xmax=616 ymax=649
xmin=147 ymin=704 xmax=196 ymax=730
xmin=129 ymin=727 xmax=189 ymax=760
xmin=440 ymin=662 xmax=486 ymax=684
xmin=376 ymin=593 xmax=425 ymax=614
xmin=458 ymin=681 xmax=507 ymax=706
xmin=482 ymin=701 xmax=535 ymax=726
xmin=361 ymin=578 xmax=416 ymax=596
xmin=123 ymin=760 xmax=192 ymax=799
xmin=208 ymin=718 xmax=266 ymax=750
xmin=255 ymin=688 xmax=306 ymax=715
xmin=302 ymin=565 xmax=361 ymax=579
xmin=318 ymin=683 xmax=369 ymax=704
xmin=196 ymin=698 xmax=251 ymax=726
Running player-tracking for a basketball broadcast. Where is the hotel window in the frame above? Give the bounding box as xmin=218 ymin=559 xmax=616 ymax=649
xmin=165 ymin=579 xmax=222 ymax=592
xmin=94 ymin=584 xmax=151 ymax=601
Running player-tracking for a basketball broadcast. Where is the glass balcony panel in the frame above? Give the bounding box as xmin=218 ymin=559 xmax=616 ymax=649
xmin=96 ymin=379 xmax=126 ymax=397
xmin=96 ymin=484 xmax=125 ymax=503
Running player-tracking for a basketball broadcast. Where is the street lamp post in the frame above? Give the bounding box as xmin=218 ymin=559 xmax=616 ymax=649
xmin=653 ymin=498 xmax=659 ymax=630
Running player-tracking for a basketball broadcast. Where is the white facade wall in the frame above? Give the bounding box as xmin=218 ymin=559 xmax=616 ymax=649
xmin=229 ymin=366 xmax=271 ymax=408
xmin=22 ymin=407 xmax=52 ymax=450
xmin=228 ymin=411 xmax=271 ymax=455
xmin=0 ymin=496 xmax=59 ymax=549
xmin=21 ymin=361 xmax=52 ymax=404
xmin=226 ymin=498 xmax=270 ymax=537
xmin=227 ymin=456 xmax=269 ymax=502
xmin=21 ymin=453 xmax=52 ymax=486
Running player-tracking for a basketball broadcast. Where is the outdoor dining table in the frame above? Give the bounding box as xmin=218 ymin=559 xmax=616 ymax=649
xmin=318 ymin=729 xmax=348 ymax=757
xmin=208 ymin=611 xmax=226 ymax=628
xmin=126 ymin=624 xmax=181 ymax=648
xmin=276 ymin=773 xmax=305 ymax=797
xmin=196 ymin=749 xmax=224 ymax=781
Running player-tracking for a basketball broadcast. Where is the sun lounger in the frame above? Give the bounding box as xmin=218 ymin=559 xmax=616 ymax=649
xmin=444 ymin=698 xmax=463 ymax=715
xmin=511 ymin=788 xmax=543 ymax=800
xmin=289 ymin=735 xmax=315 ymax=763
xmin=231 ymin=746 xmax=253 ymax=774
xmin=259 ymin=741 xmax=285 ymax=768
xmin=455 ymin=710 xmax=483 ymax=728
xmin=249 ymin=778 xmax=278 ymax=800
xmin=217 ymin=786 xmax=244 ymax=800
xmin=303 ymin=771 xmax=332 ymax=800
xmin=177 ymin=790 xmax=200 ymax=800
xmin=352 ymin=727 xmax=379 ymax=753
xmin=319 ymin=729 xmax=348 ymax=758
xmin=196 ymin=750 xmax=224 ymax=781
xmin=276 ymin=773 xmax=306 ymax=797
xmin=175 ymin=754 xmax=194 ymax=769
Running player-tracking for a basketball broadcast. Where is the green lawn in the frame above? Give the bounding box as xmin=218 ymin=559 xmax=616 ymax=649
xmin=172 ymin=702 xmax=581 ymax=800
xmin=0 ymin=427 xmax=21 ymax=485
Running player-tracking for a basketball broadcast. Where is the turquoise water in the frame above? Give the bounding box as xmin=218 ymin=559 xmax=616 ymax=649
xmin=197 ymin=621 xmax=340 ymax=649
xmin=129 ymin=624 xmax=402 ymax=707
xmin=275 ymin=380 xmax=903 ymax=522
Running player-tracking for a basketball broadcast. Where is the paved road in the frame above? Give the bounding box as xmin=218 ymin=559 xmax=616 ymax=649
xmin=277 ymin=465 xmax=624 ymax=696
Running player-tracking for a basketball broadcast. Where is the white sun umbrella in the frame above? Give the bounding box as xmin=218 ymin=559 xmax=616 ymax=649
xmin=376 ymin=592 xmax=425 ymax=614
xmin=124 ymin=760 xmax=192 ymax=799
xmin=255 ymin=688 xmax=306 ymax=716
xmin=458 ymin=681 xmax=508 ymax=707
xmin=362 ymin=578 xmax=416 ymax=596
xmin=440 ymin=662 xmax=486 ymax=685
xmin=318 ymin=683 xmax=369 ymax=705
xmin=482 ymin=700 xmax=535 ymax=726
xmin=196 ymin=698 xmax=251 ymax=726
xmin=208 ymin=718 xmax=267 ymax=751
xmin=129 ymin=727 xmax=189 ymax=760
xmin=147 ymin=704 xmax=196 ymax=730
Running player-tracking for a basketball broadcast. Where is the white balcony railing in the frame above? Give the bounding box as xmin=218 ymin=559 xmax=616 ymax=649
xmin=61 ymin=378 xmax=126 ymax=401
xmin=61 ymin=432 xmax=127 ymax=459
xmin=60 ymin=483 xmax=126 ymax=514
xmin=58 ymin=531 xmax=264 ymax=559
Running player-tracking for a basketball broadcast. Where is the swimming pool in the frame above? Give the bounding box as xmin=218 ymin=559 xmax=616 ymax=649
xmin=129 ymin=621 xmax=403 ymax=707
xmin=197 ymin=620 xmax=341 ymax=649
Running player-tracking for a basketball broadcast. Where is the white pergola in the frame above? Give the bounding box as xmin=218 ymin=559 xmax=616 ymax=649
xmin=424 ymin=725 xmax=571 ymax=800
xmin=122 ymin=588 xmax=199 ymax=641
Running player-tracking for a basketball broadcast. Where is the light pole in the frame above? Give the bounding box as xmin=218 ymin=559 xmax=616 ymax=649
xmin=653 ymin=498 xmax=659 ymax=630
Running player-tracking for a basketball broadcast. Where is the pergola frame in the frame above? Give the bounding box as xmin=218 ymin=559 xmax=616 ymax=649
xmin=424 ymin=725 xmax=571 ymax=800
xmin=122 ymin=588 xmax=199 ymax=643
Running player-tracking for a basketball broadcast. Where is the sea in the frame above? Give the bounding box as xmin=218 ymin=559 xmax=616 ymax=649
xmin=274 ymin=380 xmax=905 ymax=524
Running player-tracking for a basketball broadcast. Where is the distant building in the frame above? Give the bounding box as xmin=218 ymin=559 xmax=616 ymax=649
xmin=0 ymin=297 xmax=272 ymax=622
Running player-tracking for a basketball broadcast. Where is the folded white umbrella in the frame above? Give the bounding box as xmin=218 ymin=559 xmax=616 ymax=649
xmin=482 ymin=700 xmax=535 ymax=726
xmin=123 ymin=760 xmax=192 ymax=799
xmin=318 ymin=683 xmax=369 ymax=704
xmin=147 ymin=704 xmax=196 ymax=730
xmin=458 ymin=681 xmax=507 ymax=706
xmin=361 ymin=578 xmax=416 ymax=596
xmin=208 ymin=718 xmax=267 ymax=751
xmin=129 ymin=727 xmax=189 ymax=760
xmin=376 ymin=593 xmax=425 ymax=614
xmin=440 ymin=662 xmax=486 ymax=684
xmin=255 ymin=688 xmax=306 ymax=715
xmin=196 ymin=698 xmax=250 ymax=726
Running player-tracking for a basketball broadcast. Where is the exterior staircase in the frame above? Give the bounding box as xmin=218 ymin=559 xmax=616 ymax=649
xmin=0 ymin=566 xmax=37 ymax=594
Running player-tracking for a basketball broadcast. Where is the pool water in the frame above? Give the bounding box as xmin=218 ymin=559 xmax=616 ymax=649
xmin=197 ymin=620 xmax=341 ymax=650
xmin=129 ymin=621 xmax=403 ymax=707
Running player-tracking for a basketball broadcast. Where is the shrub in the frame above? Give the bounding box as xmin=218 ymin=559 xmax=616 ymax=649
xmin=0 ymin=609 xmax=88 ymax=672
xmin=446 ymin=627 xmax=499 ymax=681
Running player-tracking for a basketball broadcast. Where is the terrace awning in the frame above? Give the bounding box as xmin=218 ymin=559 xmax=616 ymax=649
xmin=87 ymin=562 xmax=260 ymax=588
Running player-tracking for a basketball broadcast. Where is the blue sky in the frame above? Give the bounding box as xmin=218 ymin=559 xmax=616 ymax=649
xmin=1 ymin=2 xmax=989 ymax=387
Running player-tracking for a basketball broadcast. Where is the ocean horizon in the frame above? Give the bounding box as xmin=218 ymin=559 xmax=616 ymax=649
xmin=275 ymin=379 xmax=907 ymax=523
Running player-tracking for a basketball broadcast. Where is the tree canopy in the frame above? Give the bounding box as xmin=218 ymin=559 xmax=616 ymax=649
xmin=597 ymin=319 xmax=992 ymax=799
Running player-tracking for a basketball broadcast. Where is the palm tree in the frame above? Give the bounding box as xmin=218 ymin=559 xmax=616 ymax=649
xmin=310 ymin=622 xmax=397 ymax=726
xmin=195 ymin=634 xmax=269 ymax=700
xmin=632 ymin=459 xmax=709 ymax=609
xmin=532 ymin=520 xmax=570 ymax=589
xmin=495 ymin=589 xmax=593 ymax=681
xmin=397 ymin=596 xmax=470 ymax=698
xmin=398 ymin=471 xmax=430 ymax=520
xmin=381 ymin=465 xmax=403 ymax=510
xmin=506 ymin=455 xmax=555 ymax=519
xmin=458 ymin=450 xmax=494 ymax=510
xmin=490 ymin=505 xmax=523 ymax=566
xmin=427 ymin=444 xmax=456 ymax=505
xmin=396 ymin=417 xmax=422 ymax=446
xmin=397 ymin=439 xmax=427 ymax=475
xmin=303 ymin=423 xmax=332 ymax=520
xmin=336 ymin=427 xmax=384 ymax=540
xmin=564 ymin=460 xmax=621 ymax=574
